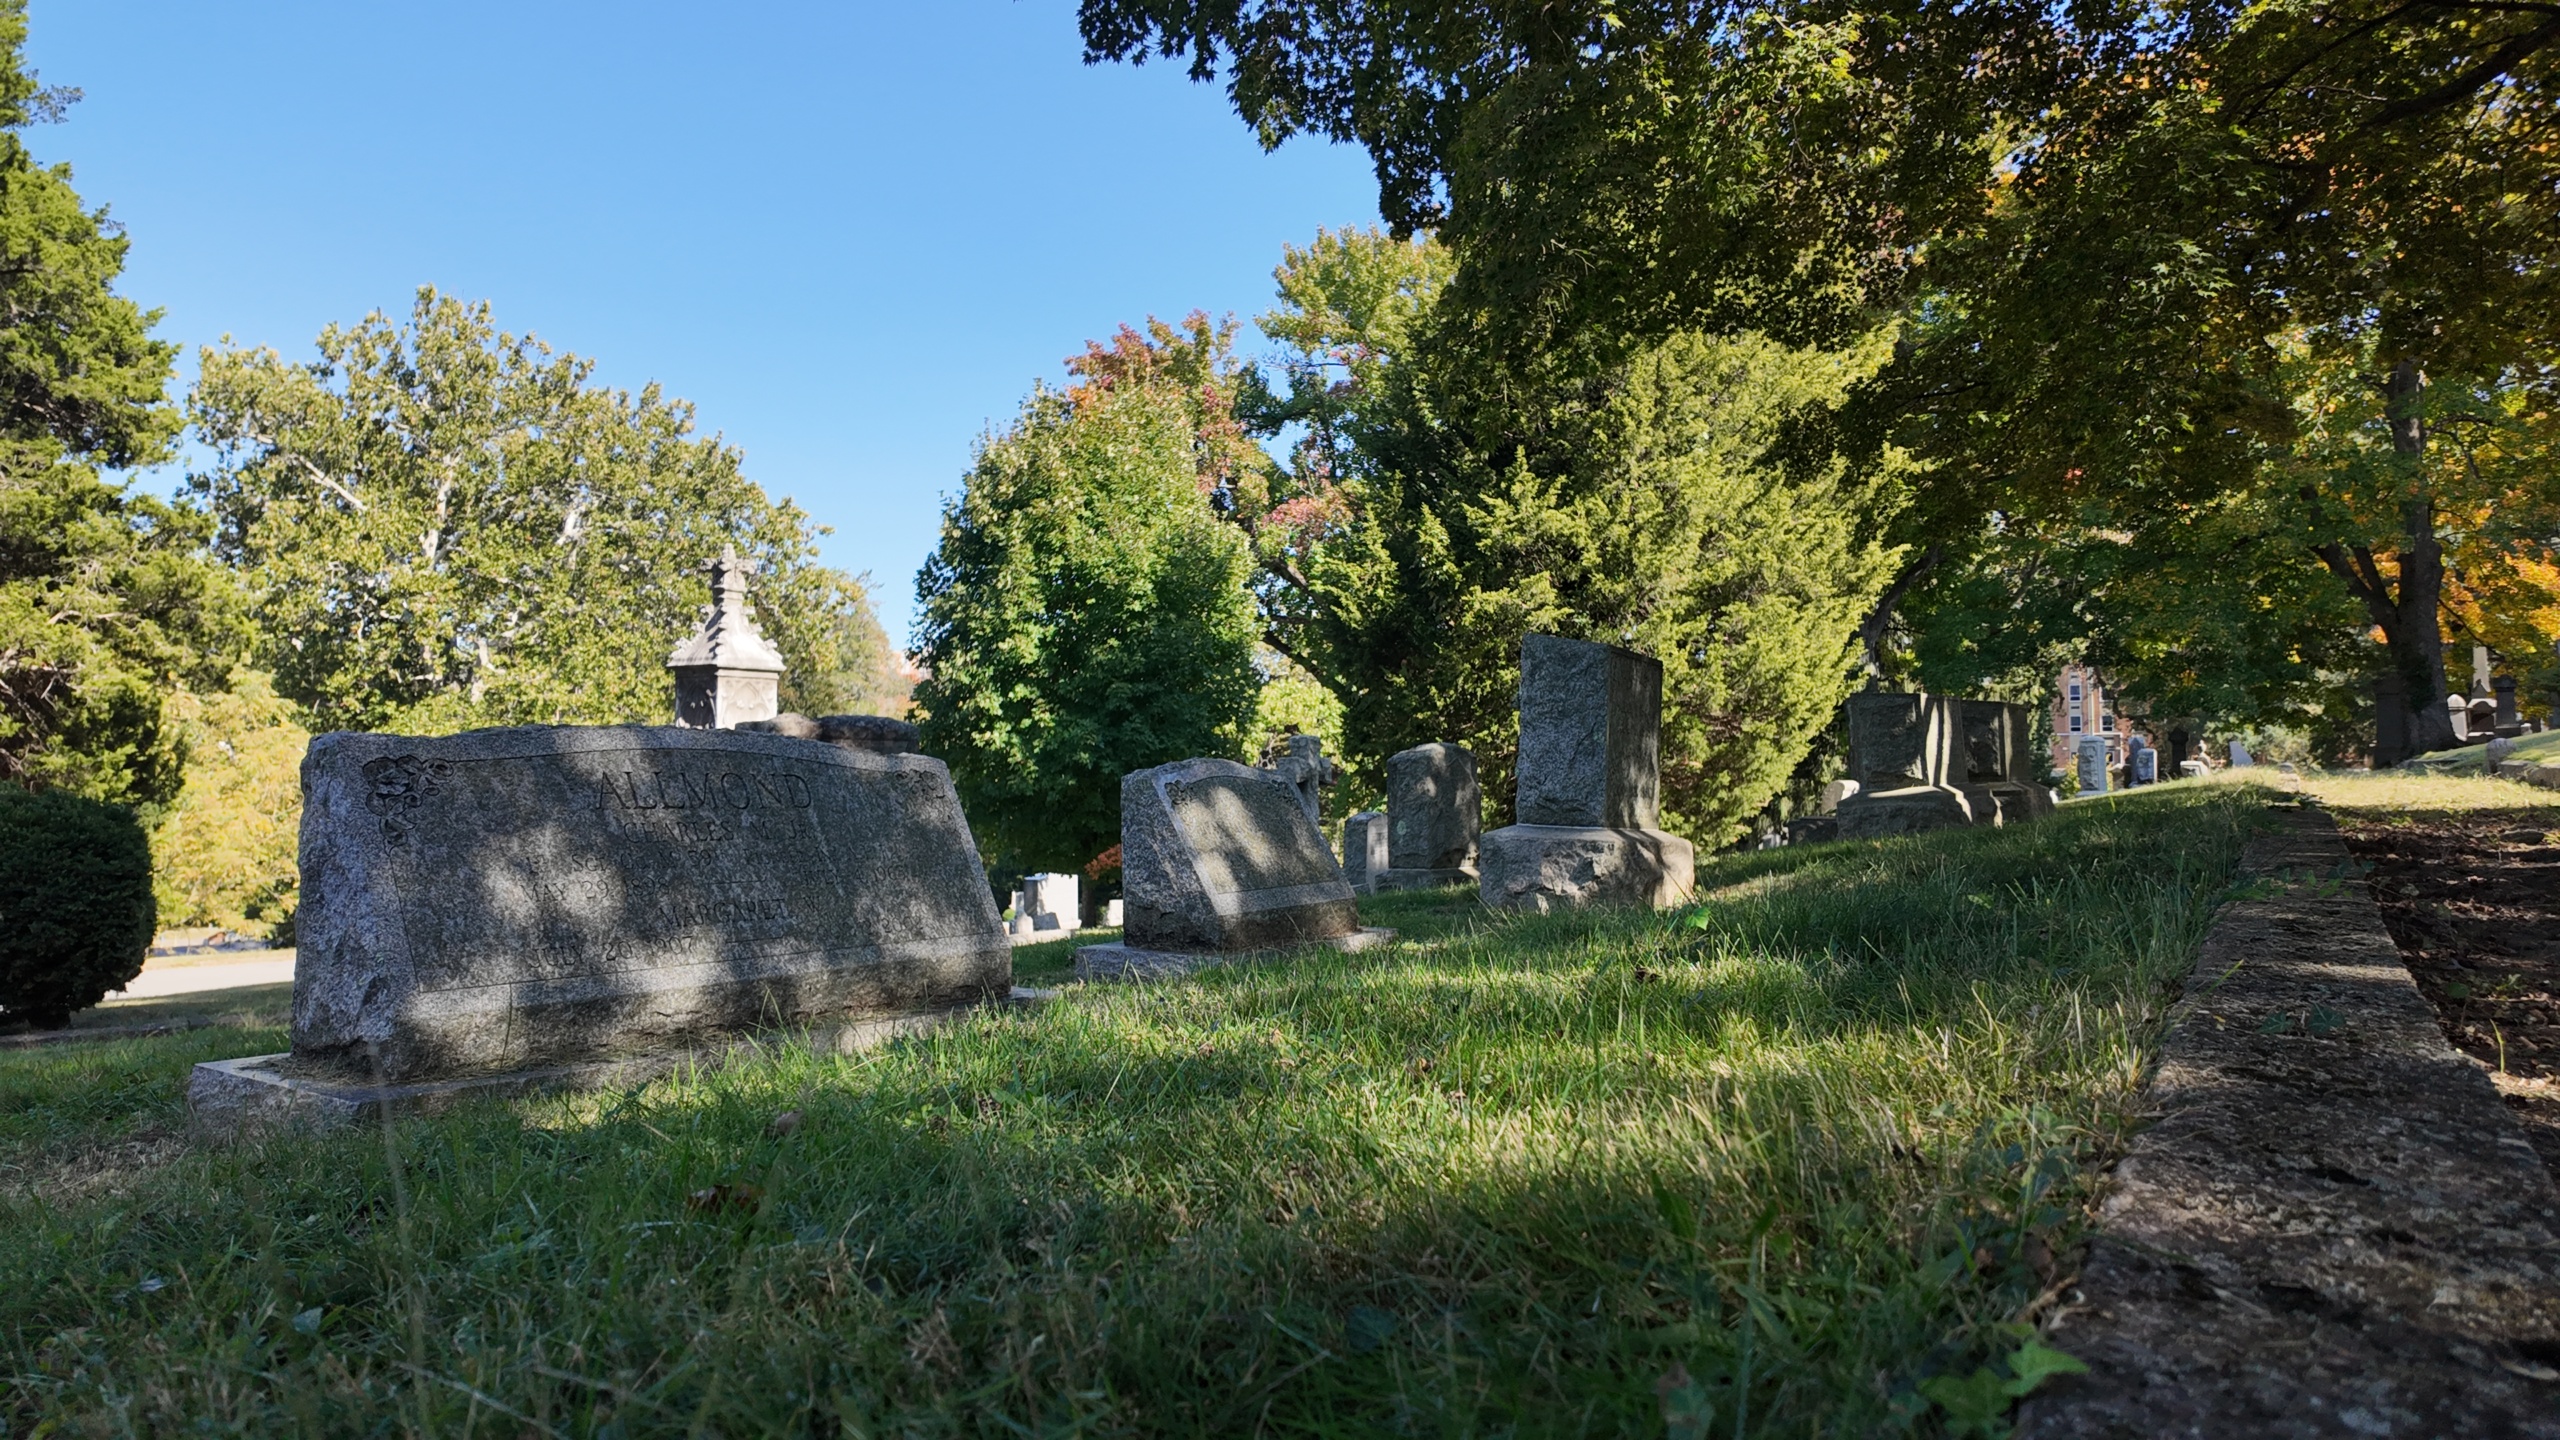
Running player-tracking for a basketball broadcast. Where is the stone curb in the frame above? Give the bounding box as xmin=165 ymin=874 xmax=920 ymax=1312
xmin=2019 ymin=807 xmax=2560 ymax=1437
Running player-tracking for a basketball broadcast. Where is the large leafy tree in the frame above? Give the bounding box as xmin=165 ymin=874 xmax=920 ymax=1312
xmin=912 ymin=330 xmax=1264 ymax=873
xmin=190 ymin=288 xmax=892 ymax=734
xmin=1243 ymin=229 xmax=1909 ymax=842
xmin=0 ymin=0 xmax=238 ymax=804
xmin=1086 ymin=0 xmax=2560 ymax=757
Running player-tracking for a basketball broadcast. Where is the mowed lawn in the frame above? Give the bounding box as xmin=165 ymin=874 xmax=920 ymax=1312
xmin=0 ymin=783 xmax=2271 ymax=1437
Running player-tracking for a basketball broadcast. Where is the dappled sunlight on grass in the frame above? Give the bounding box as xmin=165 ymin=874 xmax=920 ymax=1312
xmin=0 ymin=786 xmax=2270 ymax=1436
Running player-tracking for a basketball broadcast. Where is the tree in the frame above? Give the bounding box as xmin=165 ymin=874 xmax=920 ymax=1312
xmin=1221 ymin=229 xmax=1904 ymax=840
xmin=912 ymin=340 xmax=1264 ymax=874
xmin=150 ymin=668 xmax=305 ymax=936
xmin=0 ymin=0 xmax=238 ymax=804
xmin=1086 ymin=0 xmax=2560 ymax=757
xmin=189 ymin=288 xmax=886 ymax=734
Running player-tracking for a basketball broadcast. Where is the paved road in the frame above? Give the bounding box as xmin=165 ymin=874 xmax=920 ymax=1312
xmin=114 ymin=953 xmax=296 ymax=999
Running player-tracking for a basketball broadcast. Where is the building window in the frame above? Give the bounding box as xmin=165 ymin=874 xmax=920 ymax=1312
xmin=2069 ymin=713 xmax=2083 ymax=733
xmin=2068 ymin=682 xmax=2083 ymax=705
xmin=2102 ymin=714 xmax=2116 ymax=732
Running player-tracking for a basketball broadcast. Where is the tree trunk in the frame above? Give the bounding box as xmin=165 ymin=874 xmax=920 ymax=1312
xmin=2309 ymin=361 xmax=2455 ymax=763
xmin=1858 ymin=542 xmax=1942 ymax=689
xmin=2384 ymin=360 xmax=2456 ymax=756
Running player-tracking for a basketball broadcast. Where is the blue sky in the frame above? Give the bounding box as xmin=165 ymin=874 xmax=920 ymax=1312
xmin=27 ymin=1 xmax=1381 ymax=645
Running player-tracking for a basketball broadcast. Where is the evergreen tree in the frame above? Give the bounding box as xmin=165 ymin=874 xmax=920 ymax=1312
xmin=0 ymin=0 xmax=238 ymax=804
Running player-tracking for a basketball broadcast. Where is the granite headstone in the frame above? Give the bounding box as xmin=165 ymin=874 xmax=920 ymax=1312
xmin=1077 ymin=758 xmax=1389 ymax=978
xmin=1480 ymin=636 xmax=1695 ymax=910
xmin=1374 ymin=742 xmax=1481 ymax=891
xmin=1341 ymin=810 xmax=1389 ymax=893
xmin=253 ymin=725 xmax=1009 ymax=1085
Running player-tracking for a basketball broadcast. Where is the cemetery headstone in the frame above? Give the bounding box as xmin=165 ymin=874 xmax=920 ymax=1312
xmin=2078 ymin=735 xmax=2111 ymax=796
xmin=1076 ymin=758 xmax=1392 ymax=980
xmin=2178 ymin=758 xmax=2210 ymax=779
xmin=1022 ymin=872 xmax=1080 ymax=932
xmin=2446 ymin=693 xmax=2471 ymax=743
xmin=1103 ymin=898 xmax=1124 ymax=927
xmin=1257 ymin=734 xmax=1337 ymax=831
xmin=669 ymin=545 xmax=787 ymax=730
xmin=741 ymin=712 xmax=922 ymax=756
xmin=2495 ymin=675 xmax=2521 ymax=737
xmin=2229 ymin=738 xmax=2256 ymax=767
xmin=1479 ymin=636 xmax=1696 ymax=910
xmin=2130 ymin=738 xmax=2158 ymax=785
xmin=1374 ymin=743 xmax=1481 ymax=891
xmin=1818 ymin=778 xmax=1860 ymax=813
xmin=1834 ymin=692 xmax=1975 ymax=836
xmin=190 ymin=724 xmax=1012 ymax=1132
xmin=1341 ymin=810 xmax=1389 ymax=893
xmin=1953 ymin=698 xmax=2054 ymax=825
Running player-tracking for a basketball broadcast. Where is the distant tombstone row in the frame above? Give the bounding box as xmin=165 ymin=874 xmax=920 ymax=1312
xmin=1479 ymin=635 xmax=1696 ymax=910
xmin=1005 ymin=872 xmax=1080 ymax=938
xmin=1834 ymin=692 xmax=2055 ymax=838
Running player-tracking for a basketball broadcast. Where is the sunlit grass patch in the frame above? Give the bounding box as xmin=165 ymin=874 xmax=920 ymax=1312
xmin=0 ymin=785 xmax=2267 ymax=1436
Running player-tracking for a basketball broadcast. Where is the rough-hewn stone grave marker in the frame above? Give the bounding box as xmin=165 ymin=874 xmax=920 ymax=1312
xmin=190 ymin=724 xmax=1012 ymax=1132
xmin=1342 ymin=810 xmax=1388 ymax=893
xmin=1479 ymin=635 xmax=1695 ymax=910
xmin=1076 ymin=758 xmax=1393 ymax=981
xmin=1374 ymin=742 xmax=1481 ymax=891
xmin=1955 ymin=698 xmax=2056 ymax=824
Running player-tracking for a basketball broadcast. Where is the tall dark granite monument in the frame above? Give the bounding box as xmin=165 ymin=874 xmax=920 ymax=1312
xmin=1478 ymin=635 xmax=1695 ymax=911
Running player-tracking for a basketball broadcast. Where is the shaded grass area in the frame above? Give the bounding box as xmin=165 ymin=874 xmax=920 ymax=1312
xmin=0 ymin=785 xmax=2269 ymax=1436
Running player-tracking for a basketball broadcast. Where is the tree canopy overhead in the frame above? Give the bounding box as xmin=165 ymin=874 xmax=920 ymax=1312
xmin=1088 ymin=0 xmax=2560 ymax=758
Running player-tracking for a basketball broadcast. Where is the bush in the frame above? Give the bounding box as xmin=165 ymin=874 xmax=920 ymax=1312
xmin=0 ymin=787 xmax=154 ymax=1027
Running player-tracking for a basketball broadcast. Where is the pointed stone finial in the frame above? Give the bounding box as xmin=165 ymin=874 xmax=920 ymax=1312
xmin=669 ymin=543 xmax=787 ymax=729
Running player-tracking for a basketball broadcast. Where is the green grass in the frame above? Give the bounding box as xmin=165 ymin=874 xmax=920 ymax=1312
xmin=2393 ymin=725 xmax=2560 ymax=773
xmin=0 ymin=785 xmax=2270 ymax=1437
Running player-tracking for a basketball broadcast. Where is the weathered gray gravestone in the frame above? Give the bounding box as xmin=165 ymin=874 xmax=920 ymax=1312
xmin=188 ymin=725 xmax=1011 ymax=1131
xmin=1373 ymin=742 xmax=1481 ymax=892
xmin=1479 ymin=636 xmax=1696 ymax=911
xmin=1954 ymin=698 xmax=2055 ymax=825
xmin=2495 ymin=675 xmax=2521 ymax=737
xmin=738 ymin=712 xmax=921 ymax=755
xmin=1341 ymin=811 xmax=1389 ymax=893
xmin=1834 ymin=692 xmax=1975 ymax=837
xmin=2078 ymin=734 xmax=2111 ymax=796
xmin=1257 ymin=734 xmax=1337 ymax=831
xmin=1076 ymin=758 xmax=1392 ymax=980
xmin=2130 ymin=738 xmax=2158 ymax=785
xmin=1022 ymin=872 xmax=1081 ymax=932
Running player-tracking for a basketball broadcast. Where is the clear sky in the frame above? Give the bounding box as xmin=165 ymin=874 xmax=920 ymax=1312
xmin=26 ymin=1 xmax=1381 ymax=645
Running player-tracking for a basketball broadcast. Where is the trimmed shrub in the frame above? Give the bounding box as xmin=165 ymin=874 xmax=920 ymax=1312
xmin=0 ymin=787 xmax=154 ymax=1027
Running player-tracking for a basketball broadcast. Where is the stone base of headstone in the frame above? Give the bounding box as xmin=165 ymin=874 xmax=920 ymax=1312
xmin=1785 ymin=815 xmax=1841 ymax=845
xmin=2178 ymin=760 xmax=2210 ymax=779
xmin=1833 ymin=786 xmax=1973 ymax=839
xmin=1477 ymin=824 xmax=1695 ymax=912
xmin=189 ymin=988 xmax=1054 ymax=1138
xmin=1072 ymin=928 xmax=1397 ymax=983
xmin=1959 ymin=781 xmax=2055 ymax=826
xmin=1369 ymin=866 xmax=1478 ymax=894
